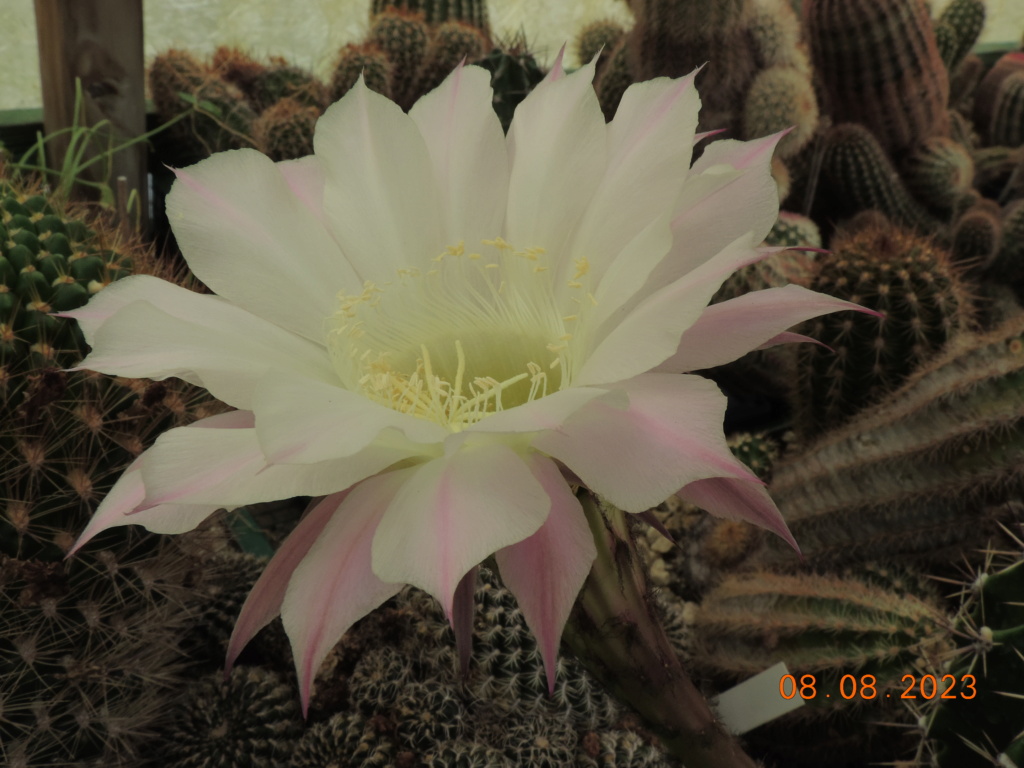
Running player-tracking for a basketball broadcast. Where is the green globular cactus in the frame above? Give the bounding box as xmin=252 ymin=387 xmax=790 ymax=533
xmin=156 ymin=666 xmax=304 ymax=768
xmin=803 ymin=0 xmax=950 ymax=159
xmin=252 ymin=97 xmax=319 ymax=162
xmin=990 ymin=71 xmax=1024 ymax=149
xmin=424 ymin=740 xmax=513 ymax=768
xmin=902 ymin=136 xmax=976 ymax=215
xmin=371 ymin=0 xmax=489 ymax=34
xmin=287 ymin=711 xmax=395 ymax=768
xmin=577 ymin=729 xmax=674 ymax=768
xmin=415 ymin=20 xmax=490 ymax=96
xmin=814 ymin=122 xmax=940 ymax=235
xmin=764 ymin=314 xmax=1024 ymax=570
xmin=742 ymin=65 xmax=819 ymax=160
xmin=692 ymin=569 xmax=951 ymax=767
xmin=727 ymin=431 xmax=780 ymax=482
xmin=765 ymin=210 xmax=822 ymax=248
xmin=794 ymin=219 xmax=973 ymax=439
xmin=933 ymin=0 xmax=986 ymax=74
xmin=0 ymin=538 xmax=204 ymax=767
xmin=574 ymin=19 xmax=627 ymax=69
xmin=369 ymin=8 xmax=431 ymax=110
xmin=329 ymin=42 xmax=394 ymax=103
xmin=924 ymin=554 xmax=1024 ymax=768
xmin=148 ymin=49 xmax=256 ymax=165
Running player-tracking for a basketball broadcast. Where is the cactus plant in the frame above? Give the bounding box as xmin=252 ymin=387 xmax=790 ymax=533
xmin=974 ymin=52 xmax=1024 ymax=145
xmin=370 ymin=0 xmax=489 ymax=34
xmin=987 ymin=198 xmax=1024 ymax=284
xmin=902 ymin=136 xmax=976 ymax=215
xmin=251 ymin=97 xmax=319 ymax=162
xmin=803 ymin=0 xmax=950 ymax=159
xmin=574 ymin=19 xmax=628 ymax=69
xmin=368 ymin=8 xmax=431 ymax=110
xmin=764 ymin=313 xmax=1024 ymax=570
xmin=329 ymin=42 xmax=394 ymax=103
xmin=933 ymin=0 xmax=986 ymax=75
xmin=950 ymin=199 xmax=1002 ymax=269
xmin=415 ymin=20 xmax=490 ymax=96
xmin=990 ymin=71 xmax=1024 ymax=149
xmin=742 ymin=65 xmax=819 ymax=159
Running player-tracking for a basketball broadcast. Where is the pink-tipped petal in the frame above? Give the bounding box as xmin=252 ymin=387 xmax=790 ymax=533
xmin=281 ymin=472 xmax=407 ymax=715
xmin=167 ymin=150 xmax=355 ymax=341
xmin=756 ymin=331 xmax=828 ymax=351
xmin=678 ymin=476 xmax=798 ymax=552
xmin=656 ymin=284 xmax=875 ymax=373
xmin=371 ymin=442 xmax=550 ymax=618
xmin=409 ymin=64 xmax=509 ymax=249
xmin=252 ymin=371 xmax=446 ymax=463
xmin=637 ymin=509 xmax=679 ymax=548
xmin=505 ymin=58 xmax=605 ymax=257
xmin=574 ymin=234 xmax=765 ymax=387
xmin=534 ymin=374 xmax=758 ymax=512
xmin=226 ymin=492 xmax=346 ymax=673
xmin=451 ymin=565 xmax=479 ymax=678
xmin=495 ymin=454 xmax=596 ymax=693
xmin=64 ymin=277 xmax=336 ymax=411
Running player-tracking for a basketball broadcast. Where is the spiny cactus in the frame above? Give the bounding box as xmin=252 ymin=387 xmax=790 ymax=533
xmin=329 ymin=42 xmax=394 ymax=103
xmin=987 ymin=198 xmax=1024 ymax=284
xmin=793 ymin=219 xmax=973 ymax=438
xmin=764 ymin=313 xmax=1024 ymax=570
xmin=902 ymin=136 xmax=976 ymax=215
xmin=475 ymin=42 xmax=547 ymax=133
xmin=0 ymin=536 xmax=205 ymax=767
xmin=424 ymin=740 xmax=513 ymax=768
xmin=692 ymin=569 xmax=951 ymax=766
xmin=577 ymin=729 xmax=674 ymax=768
xmin=148 ymin=49 xmax=256 ymax=165
xmin=574 ymin=19 xmax=628 ymax=69
xmin=156 ymin=666 xmax=304 ymax=768
xmin=415 ymin=19 xmax=490 ymax=96
xmin=742 ymin=65 xmax=819 ymax=159
xmin=933 ymin=0 xmax=986 ymax=75
xmin=813 ymin=122 xmax=940 ymax=233
xmin=989 ymin=71 xmax=1024 ymax=149
xmin=251 ymin=97 xmax=319 ymax=162
xmin=950 ymin=199 xmax=1002 ymax=269
xmin=973 ymin=52 xmax=1024 ymax=145
xmin=368 ymin=8 xmax=431 ymax=110
xmin=244 ymin=61 xmax=328 ymax=113
xmin=803 ymin=0 xmax=950 ymax=159
xmin=371 ymin=0 xmax=489 ymax=34
xmin=923 ymin=552 xmax=1024 ymax=767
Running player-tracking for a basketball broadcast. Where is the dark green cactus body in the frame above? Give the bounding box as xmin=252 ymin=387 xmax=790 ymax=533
xmin=986 ymin=199 xmax=1024 ymax=283
xmin=803 ymin=0 xmax=950 ymax=159
xmin=795 ymin=220 xmax=972 ymax=438
xmin=902 ymin=136 xmax=975 ymax=215
xmin=474 ymin=45 xmax=547 ymax=134
xmin=575 ymin=19 xmax=627 ymax=68
xmin=767 ymin=314 xmax=1024 ymax=570
xmin=950 ymin=200 xmax=1002 ymax=269
xmin=934 ymin=0 xmax=986 ymax=74
xmin=990 ymin=71 xmax=1024 ymax=149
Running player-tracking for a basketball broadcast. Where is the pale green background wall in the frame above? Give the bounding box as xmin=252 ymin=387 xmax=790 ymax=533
xmin=1 ymin=0 xmax=1022 ymax=112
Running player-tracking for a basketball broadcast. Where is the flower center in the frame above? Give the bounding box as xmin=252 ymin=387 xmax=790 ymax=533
xmin=325 ymin=238 xmax=594 ymax=431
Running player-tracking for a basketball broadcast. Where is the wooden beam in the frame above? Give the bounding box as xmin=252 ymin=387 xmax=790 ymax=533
xmin=33 ymin=0 xmax=147 ymax=231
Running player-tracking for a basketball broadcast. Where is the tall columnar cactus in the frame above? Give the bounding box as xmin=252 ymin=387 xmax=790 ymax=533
xmin=989 ymin=71 xmax=1024 ymax=149
xmin=973 ymin=52 xmax=1024 ymax=145
xmin=368 ymin=8 xmax=431 ymax=110
xmin=793 ymin=219 xmax=972 ymax=438
xmin=803 ymin=0 xmax=950 ymax=159
xmin=691 ymin=569 xmax=952 ymax=766
xmin=763 ymin=314 xmax=1024 ymax=570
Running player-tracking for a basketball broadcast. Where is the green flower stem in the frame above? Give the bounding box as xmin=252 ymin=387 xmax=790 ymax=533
xmin=563 ymin=490 xmax=758 ymax=768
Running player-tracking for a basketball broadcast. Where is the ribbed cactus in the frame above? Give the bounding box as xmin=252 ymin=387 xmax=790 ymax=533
xmin=764 ymin=313 xmax=1024 ymax=570
xmin=924 ymin=554 xmax=1024 ymax=767
xmin=574 ymin=19 xmax=628 ymax=68
xmin=148 ymin=49 xmax=256 ymax=165
xmin=244 ymin=62 xmax=329 ymax=113
xmin=794 ymin=219 xmax=973 ymax=438
xmin=986 ymin=198 xmax=1024 ymax=284
xmin=251 ymin=97 xmax=319 ymax=162
xmin=370 ymin=0 xmax=489 ymax=34
xmin=933 ymin=0 xmax=986 ymax=74
xmin=156 ymin=666 xmax=304 ymax=768
xmin=803 ymin=0 xmax=950 ymax=158
xmin=973 ymin=52 xmax=1024 ymax=145
xmin=692 ymin=569 xmax=951 ymax=766
xmin=415 ymin=20 xmax=490 ymax=95
xmin=990 ymin=71 xmax=1024 ymax=149
xmin=902 ymin=136 xmax=976 ymax=215
xmin=329 ymin=42 xmax=394 ymax=102
xmin=814 ymin=122 xmax=940 ymax=233
xmin=369 ymin=8 xmax=431 ymax=110
xmin=288 ymin=710 xmax=396 ymax=767
xmin=950 ymin=199 xmax=1002 ymax=269
xmin=742 ymin=66 xmax=819 ymax=159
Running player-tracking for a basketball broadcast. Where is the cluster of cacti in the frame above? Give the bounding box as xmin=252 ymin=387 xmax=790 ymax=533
xmin=370 ymin=0 xmax=490 ymax=33
xmin=586 ymin=0 xmax=818 ymax=159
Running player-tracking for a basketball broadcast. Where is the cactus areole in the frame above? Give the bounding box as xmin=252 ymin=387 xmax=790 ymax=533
xmin=63 ymin=51 xmax=867 ymax=719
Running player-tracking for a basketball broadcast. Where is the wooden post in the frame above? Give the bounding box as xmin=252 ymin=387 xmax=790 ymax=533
xmin=33 ymin=0 xmax=147 ymax=231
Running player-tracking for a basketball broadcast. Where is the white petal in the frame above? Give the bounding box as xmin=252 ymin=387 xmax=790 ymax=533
xmin=65 ymin=276 xmax=336 ymax=411
xmin=409 ymin=64 xmax=509 ymax=248
xmin=252 ymin=371 xmax=446 ymax=463
xmin=465 ymin=386 xmax=616 ymax=435
xmin=370 ymin=442 xmax=549 ymax=618
xmin=505 ymin=59 xmax=606 ymax=257
xmin=167 ymin=149 xmax=356 ymax=342
xmin=315 ymin=78 xmax=443 ymax=282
